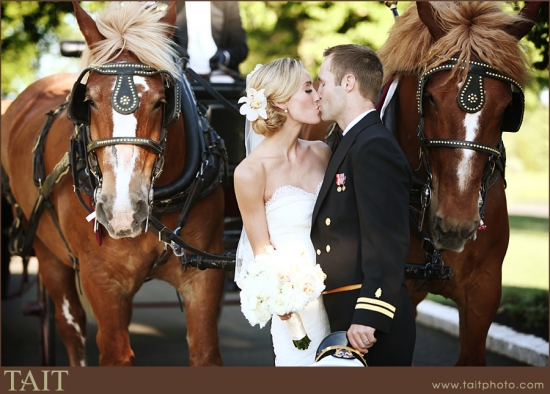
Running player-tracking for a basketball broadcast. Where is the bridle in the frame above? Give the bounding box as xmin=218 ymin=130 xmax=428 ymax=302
xmin=67 ymin=62 xmax=182 ymax=211
xmin=405 ymin=57 xmax=524 ymax=281
xmin=414 ymin=57 xmax=524 ymax=232
xmin=65 ymin=61 xmax=235 ymax=273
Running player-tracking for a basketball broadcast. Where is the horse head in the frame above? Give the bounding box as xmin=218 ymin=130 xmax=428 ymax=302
xmin=70 ymin=1 xmax=183 ymax=239
xmin=380 ymin=2 xmax=540 ymax=252
xmin=414 ymin=1 xmax=540 ymax=252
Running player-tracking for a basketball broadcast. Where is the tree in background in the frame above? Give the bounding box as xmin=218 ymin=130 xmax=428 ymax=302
xmin=2 ymin=1 xmax=547 ymax=173
xmin=1 ymin=1 xmax=547 ymax=94
xmin=2 ymin=2 xmax=72 ymax=96
xmin=524 ymin=1 xmax=549 ymax=89
xmin=240 ymin=1 xmax=400 ymax=77
xmin=1 ymin=2 xmax=109 ymax=98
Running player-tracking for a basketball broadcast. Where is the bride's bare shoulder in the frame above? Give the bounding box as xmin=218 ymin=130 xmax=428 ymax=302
xmin=234 ymin=155 xmax=265 ymax=186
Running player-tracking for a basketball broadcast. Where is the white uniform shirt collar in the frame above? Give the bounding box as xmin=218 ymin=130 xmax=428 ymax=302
xmin=342 ymin=109 xmax=375 ymax=136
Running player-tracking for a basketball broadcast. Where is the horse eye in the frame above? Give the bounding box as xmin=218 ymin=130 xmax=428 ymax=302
xmin=425 ymin=93 xmax=435 ymax=105
xmin=84 ymin=96 xmax=96 ymax=109
xmin=154 ymin=99 xmax=166 ymax=110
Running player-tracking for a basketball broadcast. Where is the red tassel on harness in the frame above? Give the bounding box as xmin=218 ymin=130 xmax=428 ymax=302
xmin=478 ymin=219 xmax=487 ymax=231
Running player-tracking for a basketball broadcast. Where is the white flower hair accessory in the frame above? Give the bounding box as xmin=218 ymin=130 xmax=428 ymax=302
xmin=239 ymin=88 xmax=268 ymax=121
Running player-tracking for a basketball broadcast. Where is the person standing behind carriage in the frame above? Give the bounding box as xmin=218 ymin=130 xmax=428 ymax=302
xmin=173 ymin=1 xmax=248 ymax=75
xmin=311 ymin=44 xmax=416 ymax=366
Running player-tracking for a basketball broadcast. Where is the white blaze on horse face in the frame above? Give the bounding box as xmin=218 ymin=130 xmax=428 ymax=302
xmin=110 ymin=111 xmax=138 ymax=214
xmin=133 ymin=76 xmax=150 ymax=93
xmin=109 ymin=77 xmax=150 ymax=215
xmin=61 ymin=295 xmax=87 ymax=366
xmin=458 ymin=111 xmax=482 ymax=193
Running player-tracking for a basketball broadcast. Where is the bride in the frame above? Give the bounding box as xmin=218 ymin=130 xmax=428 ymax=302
xmin=233 ymin=58 xmax=331 ymax=366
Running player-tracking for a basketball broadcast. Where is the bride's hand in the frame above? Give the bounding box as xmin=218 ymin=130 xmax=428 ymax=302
xmin=278 ymin=313 xmax=293 ymax=321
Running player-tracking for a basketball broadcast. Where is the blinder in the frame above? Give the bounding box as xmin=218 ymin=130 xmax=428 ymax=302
xmin=502 ymin=84 xmax=525 ymax=133
xmin=68 ymin=62 xmax=182 ymax=129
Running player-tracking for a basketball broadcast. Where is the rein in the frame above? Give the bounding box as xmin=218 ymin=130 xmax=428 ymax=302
xmin=146 ymin=215 xmax=235 ymax=271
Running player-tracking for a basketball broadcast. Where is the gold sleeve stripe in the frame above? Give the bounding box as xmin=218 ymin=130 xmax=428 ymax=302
xmin=355 ymin=304 xmax=395 ymax=319
xmin=357 ymin=297 xmax=396 ymax=312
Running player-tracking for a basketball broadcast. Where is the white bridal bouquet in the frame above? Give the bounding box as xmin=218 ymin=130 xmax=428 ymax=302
xmin=239 ymin=244 xmax=326 ymax=350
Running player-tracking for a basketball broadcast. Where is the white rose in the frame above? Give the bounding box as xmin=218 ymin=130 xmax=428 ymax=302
xmin=255 ymin=301 xmax=272 ymax=328
xmin=246 ymin=260 xmax=265 ymax=277
xmin=269 ymin=293 xmax=292 ymax=316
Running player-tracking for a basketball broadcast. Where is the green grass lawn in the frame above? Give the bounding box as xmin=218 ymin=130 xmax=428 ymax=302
xmin=504 ymin=170 xmax=548 ymax=290
xmin=503 ymin=216 xmax=548 ymax=290
xmin=504 ymin=170 xmax=549 ymax=204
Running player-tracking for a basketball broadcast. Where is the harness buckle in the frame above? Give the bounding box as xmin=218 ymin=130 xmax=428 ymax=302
xmin=171 ymin=241 xmax=185 ymax=257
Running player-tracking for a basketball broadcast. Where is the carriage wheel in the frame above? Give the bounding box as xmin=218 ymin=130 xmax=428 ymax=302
xmin=38 ymin=275 xmax=56 ymax=366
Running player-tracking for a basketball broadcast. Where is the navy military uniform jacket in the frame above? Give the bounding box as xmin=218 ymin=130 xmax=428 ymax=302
xmin=311 ymin=110 xmax=413 ymax=336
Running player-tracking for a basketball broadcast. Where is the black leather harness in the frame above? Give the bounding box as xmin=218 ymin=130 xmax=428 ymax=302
xmin=4 ymin=62 xmax=237 ymax=284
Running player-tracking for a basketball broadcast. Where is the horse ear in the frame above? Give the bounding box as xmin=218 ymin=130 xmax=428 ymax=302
xmin=504 ymin=1 xmax=542 ymax=41
xmin=72 ymin=1 xmax=105 ymax=47
xmin=416 ymin=1 xmax=445 ymax=42
xmin=159 ymin=1 xmax=178 ymax=38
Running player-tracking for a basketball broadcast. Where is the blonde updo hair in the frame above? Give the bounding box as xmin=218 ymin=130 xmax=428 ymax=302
xmin=247 ymin=58 xmax=304 ymax=137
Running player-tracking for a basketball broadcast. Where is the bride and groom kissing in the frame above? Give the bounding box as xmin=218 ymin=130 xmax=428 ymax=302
xmin=233 ymin=44 xmax=415 ymax=367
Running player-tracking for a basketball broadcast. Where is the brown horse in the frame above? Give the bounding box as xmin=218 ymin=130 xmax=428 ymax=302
xmin=377 ymin=1 xmax=541 ymax=365
xmin=1 ymin=2 xmax=225 ymax=366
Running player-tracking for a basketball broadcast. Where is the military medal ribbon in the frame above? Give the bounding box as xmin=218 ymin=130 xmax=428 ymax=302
xmin=336 ymin=173 xmax=346 ymax=192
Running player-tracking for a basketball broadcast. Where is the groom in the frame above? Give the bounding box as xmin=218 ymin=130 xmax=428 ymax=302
xmin=311 ymin=44 xmax=415 ymax=366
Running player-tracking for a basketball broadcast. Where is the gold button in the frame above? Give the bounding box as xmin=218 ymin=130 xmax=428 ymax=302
xmin=325 ymin=218 xmax=331 ymax=226
xmin=326 ymin=245 xmax=331 ymax=253
xmin=316 ymin=249 xmax=321 ymax=255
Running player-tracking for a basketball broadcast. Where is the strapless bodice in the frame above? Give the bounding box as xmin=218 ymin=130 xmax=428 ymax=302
xmin=265 ymin=183 xmax=321 ymax=253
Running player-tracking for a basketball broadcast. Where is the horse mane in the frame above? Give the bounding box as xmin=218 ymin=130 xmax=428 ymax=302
xmin=79 ymin=2 xmax=182 ymax=81
xmin=378 ymin=2 xmax=532 ymax=86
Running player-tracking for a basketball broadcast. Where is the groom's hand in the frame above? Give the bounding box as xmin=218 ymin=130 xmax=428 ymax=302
xmin=348 ymin=324 xmax=376 ymax=353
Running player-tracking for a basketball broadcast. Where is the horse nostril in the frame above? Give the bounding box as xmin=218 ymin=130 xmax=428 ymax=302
xmin=94 ymin=202 xmax=110 ymax=223
xmin=116 ymin=228 xmax=133 ymax=237
xmin=133 ymin=200 xmax=149 ymax=222
xmin=460 ymin=222 xmax=479 ymax=239
xmin=434 ymin=215 xmax=448 ymax=234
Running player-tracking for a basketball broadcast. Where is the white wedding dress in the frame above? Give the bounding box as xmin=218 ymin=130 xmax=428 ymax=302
xmin=236 ymin=182 xmax=331 ymax=366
